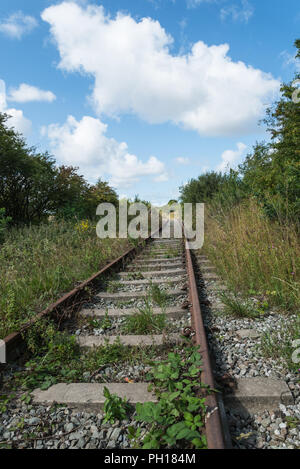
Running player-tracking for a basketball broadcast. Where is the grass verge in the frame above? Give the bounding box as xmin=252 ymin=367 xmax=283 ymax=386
xmin=219 ymin=291 xmax=270 ymax=318
xmin=203 ymin=201 xmax=300 ymax=312
xmin=0 ymin=220 xmax=131 ymax=337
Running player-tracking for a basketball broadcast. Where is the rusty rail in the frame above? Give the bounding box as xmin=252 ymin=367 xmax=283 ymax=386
xmin=2 ymin=219 xmax=228 ymax=449
xmin=185 ymin=240 xmax=226 ymax=449
xmin=2 ymin=233 xmax=157 ymax=363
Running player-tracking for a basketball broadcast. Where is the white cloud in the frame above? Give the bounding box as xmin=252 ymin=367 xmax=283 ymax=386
xmin=176 ymin=157 xmax=190 ymax=165
xmin=42 ymin=2 xmax=279 ymax=137
xmin=0 ymin=79 xmax=31 ymax=134
xmin=146 ymin=0 xmax=176 ymax=8
xmin=8 ymin=84 xmax=56 ymax=103
xmin=280 ymin=50 xmax=300 ymax=72
xmin=186 ymin=0 xmax=254 ymax=22
xmin=154 ymin=173 xmax=169 ymax=182
xmin=0 ymin=11 xmax=38 ymax=39
xmin=187 ymin=0 xmax=215 ymax=9
xmin=220 ymin=0 xmax=254 ymax=24
xmin=217 ymin=142 xmax=247 ymax=172
xmin=42 ymin=115 xmax=168 ymax=187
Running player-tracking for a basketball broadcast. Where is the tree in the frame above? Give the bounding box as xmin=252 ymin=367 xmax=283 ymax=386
xmin=241 ymin=39 xmax=300 ymax=222
xmin=84 ymin=179 xmax=119 ymax=219
xmin=0 ymin=114 xmax=120 ymax=224
xmin=179 ymin=172 xmax=226 ymax=204
xmin=54 ymin=165 xmax=90 ymax=220
xmin=168 ymin=200 xmax=178 ymax=205
xmin=0 ymin=113 xmax=57 ymax=225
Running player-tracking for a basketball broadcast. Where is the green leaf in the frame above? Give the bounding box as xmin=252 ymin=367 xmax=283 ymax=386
xmin=177 ymin=428 xmax=200 ymax=441
xmin=184 ymin=412 xmax=193 ymax=422
xmin=166 ymin=422 xmax=187 ymax=438
xmin=169 ymin=391 xmax=181 ymax=401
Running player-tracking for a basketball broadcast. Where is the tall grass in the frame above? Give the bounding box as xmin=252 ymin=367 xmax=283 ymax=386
xmin=203 ymin=201 xmax=300 ymax=311
xmin=0 ymin=220 xmax=131 ymax=337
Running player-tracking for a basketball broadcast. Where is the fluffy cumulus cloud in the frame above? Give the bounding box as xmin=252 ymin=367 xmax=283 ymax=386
xmin=217 ymin=142 xmax=247 ymax=172
xmin=42 ymin=115 xmax=168 ymax=187
xmin=0 ymin=11 xmax=38 ymax=39
xmin=0 ymin=79 xmax=31 ymax=134
xmin=41 ymin=2 xmax=279 ymax=137
xmin=8 ymin=84 xmax=56 ymax=103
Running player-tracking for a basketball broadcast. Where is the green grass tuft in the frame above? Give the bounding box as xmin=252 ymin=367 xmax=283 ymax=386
xmin=122 ymin=299 xmax=167 ymax=335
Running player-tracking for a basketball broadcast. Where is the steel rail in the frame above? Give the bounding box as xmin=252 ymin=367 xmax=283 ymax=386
xmin=2 ymin=225 xmax=162 ymax=362
xmin=185 ymin=239 xmax=226 ymax=449
xmin=2 ymin=218 xmax=228 ymax=450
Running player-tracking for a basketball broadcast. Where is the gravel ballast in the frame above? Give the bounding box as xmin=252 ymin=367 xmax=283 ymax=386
xmin=0 ymin=404 xmax=145 ymax=449
xmin=195 ymin=255 xmax=300 ymax=449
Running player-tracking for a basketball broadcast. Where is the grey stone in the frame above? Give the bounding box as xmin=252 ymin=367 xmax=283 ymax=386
xmin=28 ymin=417 xmax=41 ymax=426
xmin=64 ymin=423 xmax=74 ymax=433
xmin=236 ymin=329 xmax=261 ymax=340
xmin=77 ymin=437 xmax=86 ymax=448
xmin=261 ymin=418 xmax=271 ymax=427
xmin=69 ymin=432 xmax=82 ymax=441
xmin=110 ymin=427 xmax=121 ymax=441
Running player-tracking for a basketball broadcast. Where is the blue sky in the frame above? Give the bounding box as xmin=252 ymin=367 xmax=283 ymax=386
xmin=0 ymin=0 xmax=299 ymax=205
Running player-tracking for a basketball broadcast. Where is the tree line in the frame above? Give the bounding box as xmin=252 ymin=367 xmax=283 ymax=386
xmin=180 ymin=40 xmax=300 ymax=225
xmin=0 ymin=113 xmax=118 ymax=227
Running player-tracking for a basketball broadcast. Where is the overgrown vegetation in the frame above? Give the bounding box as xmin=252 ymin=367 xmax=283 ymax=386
xmin=148 ymin=283 xmax=169 ymax=308
xmin=206 ymin=202 xmax=300 ymax=311
xmin=122 ymin=299 xmax=167 ymax=335
xmin=103 ymin=387 xmax=131 ymax=424
xmin=220 ymin=290 xmax=270 ymax=318
xmin=3 ymin=319 xmax=162 ymax=393
xmin=0 ymin=221 xmax=131 ymax=338
xmin=106 ymin=281 xmax=122 ymax=293
xmin=127 ymin=272 xmax=144 ymax=280
xmin=128 ymin=345 xmax=208 ymax=449
xmin=180 ymin=39 xmax=300 ymax=313
xmin=0 ymin=107 xmax=158 ymax=339
xmin=0 ymin=208 xmax=11 ymax=243
xmin=164 ymin=247 xmax=180 ymax=258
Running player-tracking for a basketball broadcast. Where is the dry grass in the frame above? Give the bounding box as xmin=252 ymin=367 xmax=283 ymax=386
xmin=0 ymin=220 xmax=131 ymax=337
xmin=203 ymin=201 xmax=300 ymax=312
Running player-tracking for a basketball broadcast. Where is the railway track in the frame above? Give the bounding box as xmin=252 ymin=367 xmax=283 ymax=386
xmin=0 ymin=220 xmax=227 ymax=450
